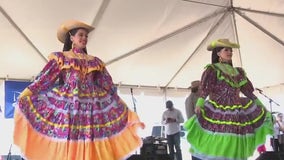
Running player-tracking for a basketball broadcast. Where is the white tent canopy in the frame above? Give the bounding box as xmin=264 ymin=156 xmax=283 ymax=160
xmin=1 ymin=1 xmax=284 ymax=159
xmin=1 ymin=0 xmax=284 ymax=94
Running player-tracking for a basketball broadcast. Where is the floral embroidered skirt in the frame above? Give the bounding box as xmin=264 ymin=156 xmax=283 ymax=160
xmin=184 ymin=98 xmax=273 ymax=160
xmin=13 ymin=92 xmax=144 ymax=160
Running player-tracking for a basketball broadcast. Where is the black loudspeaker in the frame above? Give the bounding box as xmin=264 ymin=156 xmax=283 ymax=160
xmin=1 ymin=155 xmax=23 ymax=160
xmin=140 ymin=143 xmax=167 ymax=156
xmin=155 ymin=154 xmax=172 ymax=160
xmin=256 ymin=151 xmax=284 ymax=160
xmin=127 ymin=155 xmax=144 ymax=160
xmin=127 ymin=154 xmax=172 ymax=160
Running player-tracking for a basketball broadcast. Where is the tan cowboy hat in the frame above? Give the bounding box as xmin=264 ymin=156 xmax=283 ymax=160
xmin=207 ymin=39 xmax=240 ymax=51
xmin=57 ymin=20 xmax=95 ymax=43
xmin=191 ymin=80 xmax=200 ymax=88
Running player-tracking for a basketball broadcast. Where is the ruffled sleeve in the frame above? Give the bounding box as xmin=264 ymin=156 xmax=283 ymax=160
xmin=196 ymin=65 xmax=216 ymax=107
xmin=21 ymin=53 xmax=62 ymax=97
xmin=238 ymin=67 xmax=257 ymax=100
xmin=93 ymin=57 xmax=116 ymax=94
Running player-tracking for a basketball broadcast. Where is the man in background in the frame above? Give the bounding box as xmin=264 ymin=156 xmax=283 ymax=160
xmin=185 ymin=80 xmax=200 ymax=119
xmin=162 ymin=100 xmax=184 ymax=160
xmin=184 ymin=80 xmax=202 ymax=160
xmin=272 ymin=113 xmax=284 ymax=152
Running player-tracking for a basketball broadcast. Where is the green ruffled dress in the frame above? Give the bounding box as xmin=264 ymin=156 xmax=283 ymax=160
xmin=184 ymin=63 xmax=273 ymax=160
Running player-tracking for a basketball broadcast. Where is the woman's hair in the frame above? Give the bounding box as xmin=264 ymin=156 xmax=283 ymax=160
xmin=62 ymin=27 xmax=88 ymax=53
xmin=211 ymin=47 xmax=224 ymax=64
xmin=211 ymin=47 xmax=233 ymax=66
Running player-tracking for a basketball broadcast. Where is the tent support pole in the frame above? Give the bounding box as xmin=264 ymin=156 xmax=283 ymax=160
xmin=231 ymin=9 xmax=243 ymax=67
xmin=235 ymin=10 xmax=284 ymax=46
xmin=182 ymin=0 xmax=228 ymax=8
xmin=91 ymin=0 xmax=111 ymax=29
xmin=235 ymin=7 xmax=284 ymax=18
xmin=106 ymin=8 xmax=227 ymax=65
xmin=0 ymin=6 xmax=48 ymax=62
xmin=165 ymin=11 xmax=229 ymax=88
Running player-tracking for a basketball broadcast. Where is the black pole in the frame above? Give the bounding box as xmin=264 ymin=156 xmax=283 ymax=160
xmin=130 ymin=88 xmax=137 ymax=113
xmin=257 ymin=89 xmax=280 ymax=112
xmin=130 ymin=88 xmax=139 ymax=155
xmin=256 ymin=88 xmax=280 ymax=152
xmin=7 ymin=144 xmax=12 ymax=160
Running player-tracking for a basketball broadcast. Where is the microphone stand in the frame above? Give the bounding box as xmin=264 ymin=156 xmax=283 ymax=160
xmin=257 ymin=90 xmax=280 ymax=152
xmin=130 ymin=88 xmax=137 ymax=113
xmin=257 ymin=89 xmax=280 ymax=116
xmin=7 ymin=144 xmax=12 ymax=160
xmin=130 ymin=88 xmax=139 ymax=155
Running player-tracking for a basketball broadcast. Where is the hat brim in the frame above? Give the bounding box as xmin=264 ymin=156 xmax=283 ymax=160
xmin=190 ymin=84 xmax=199 ymax=88
xmin=57 ymin=20 xmax=94 ymax=43
xmin=190 ymin=81 xmax=200 ymax=88
xmin=207 ymin=40 xmax=240 ymax=51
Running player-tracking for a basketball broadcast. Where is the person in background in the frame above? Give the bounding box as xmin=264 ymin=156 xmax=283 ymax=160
xmin=185 ymin=81 xmax=201 ymax=160
xmin=162 ymin=100 xmax=184 ymax=160
xmin=183 ymin=39 xmax=273 ymax=160
xmin=13 ymin=20 xmax=144 ymax=160
xmin=185 ymin=80 xmax=200 ymax=119
xmin=271 ymin=113 xmax=284 ymax=152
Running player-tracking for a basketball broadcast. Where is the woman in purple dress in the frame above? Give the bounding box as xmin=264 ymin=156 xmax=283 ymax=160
xmin=13 ymin=20 xmax=144 ymax=160
xmin=184 ymin=39 xmax=273 ymax=160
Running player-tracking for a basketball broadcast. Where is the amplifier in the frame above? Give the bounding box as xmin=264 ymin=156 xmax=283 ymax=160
xmin=127 ymin=154 xmax=172 ymax=160
xmin=256 ymin=151 xmax=284 ymax=160
xmin=1 ymin=155 xmax=23 ymax=160
xmin=127 ymin=155 xmax=144 ymax=160
xmin=140 ymin=143 xmax=167 ymax=156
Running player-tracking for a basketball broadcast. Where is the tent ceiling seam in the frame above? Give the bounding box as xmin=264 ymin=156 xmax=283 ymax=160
xmin=117 ymin=84 xmax=189 ymax=91
xmin=182 ymin=0 xmax=229 ymax=8
xmin=235 ymin=10 xmax=284 ymax=46
xmin=231 ymin=9 xmax=243 ymax=67
xmin=235 ymin=7 xmax=284 ymax=17
xmin=165 ymin=11 xmax=230 ymax=88
xmin=91 ymin=0 xmax=111 ymax=30
xmin=0 ymin=6 xmax=48 ymax=63
xmin=106 ymin=8 xmax=227 ymax=65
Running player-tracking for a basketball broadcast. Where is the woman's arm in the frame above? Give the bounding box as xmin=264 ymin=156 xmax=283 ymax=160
xmin=93 ymin=64 xmax=116 ymax=94
xmin=19 ymin=59 xmax=61 ymax=98
xmin=238 ymin=68 xmax=265 ymax=107
xmin=195 ymin=65 xmax=216 ymax=114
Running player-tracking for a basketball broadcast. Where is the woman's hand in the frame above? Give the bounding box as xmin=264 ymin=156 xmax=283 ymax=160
xmin=195 ymin=106 xmax=201 ymax=114
xmin=19 ymin=88 xmax=33 ymax=99
xmin=166 ymin=118 xmax=176 ymax=123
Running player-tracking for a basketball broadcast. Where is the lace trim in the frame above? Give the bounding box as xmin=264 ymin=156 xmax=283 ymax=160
xmin=208 ymin=99 xmax=253 ymax=110
xmin=205 ymin=64 xmax=248 ymax=88
xmin=200 ymin=101 xmax=265 ymax=126
xmin=48 ymin=51 xmax=105 ymax=73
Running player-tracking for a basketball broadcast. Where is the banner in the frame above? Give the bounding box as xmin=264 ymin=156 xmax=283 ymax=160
xmin=4 ymin=81 xmax=31 ymax=118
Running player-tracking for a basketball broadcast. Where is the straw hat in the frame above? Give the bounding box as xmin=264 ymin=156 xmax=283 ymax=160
xmin=191 ymin=80 xmax=200 ymax=88
xmin=207 ymin=39 xmax=240 ymax=51
xmin=57 ymin=20 xmax=94 ymax=43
